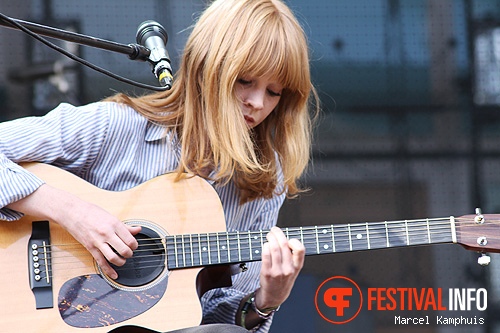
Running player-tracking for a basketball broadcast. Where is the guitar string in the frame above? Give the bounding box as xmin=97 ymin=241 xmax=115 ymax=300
xmin=32 ymin=217 xmax=498 ymax=276
xmin=44 ymin=217 xmax=456 ymax=250
xmin=38 ymin=217 xmax=495 ymax=261
xmin=35 ymin=223 xmax=456 ymax=275
xmin=40 ymin=220 xmax=457 ymax=260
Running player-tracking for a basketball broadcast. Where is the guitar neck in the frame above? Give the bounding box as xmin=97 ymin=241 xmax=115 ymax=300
xmin=165 ymin=216 xmax=457 ymax=270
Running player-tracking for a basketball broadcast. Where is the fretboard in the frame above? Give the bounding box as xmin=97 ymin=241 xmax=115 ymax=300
xmin=165 ymin=217 xmax=456 ymax=270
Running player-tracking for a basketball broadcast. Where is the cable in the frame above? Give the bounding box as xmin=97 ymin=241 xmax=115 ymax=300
xmin=0 ymin=12 xmax=170 ymax=92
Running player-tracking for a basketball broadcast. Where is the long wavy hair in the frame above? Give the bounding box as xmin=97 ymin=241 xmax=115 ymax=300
xmin=107 ymin=0 xmax=319 ymax=203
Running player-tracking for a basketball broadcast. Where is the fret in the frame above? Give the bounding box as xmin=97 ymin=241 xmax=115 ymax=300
xmin=315 ymin=226 xmax=334 ymax=254
xmin=249 ymin=231 xmax=263 ymax=261
xmin=407 ymin=220 xmax=431 ymax=245
xmin=405 ymin=220 xmax=410 ymax=245
xmin=367 ymin=222 xmax=388 ymax=250
xmin=450 ymin=216 xmax=457 ymax=243
xmin=237 ymin=231 xmax=242 ymax=262
xmin=426 ymin=218 xmax=431 ymax=243
xmin=315 ymin=226 xmax=319 ymax=254
xmin=218 ymin=232 xmax=230 ymax=264
xmin=197 ymin=234 xmax=202 ymax=266
xmin=300 ymin=227 xmax=317 ymax=255
xmin=190 ymin=234 xmax=199 ymax=266
xmin=260 ymin=230 xmax=264 ymax=258
xmin=349 ymin=223 xmax=369 ymax=251
xmin=288 ymin=227 xmax=302 ymax=241
xmin=199 ymin=233 xmax=210 ymax=265
xmin=238 ymin=231 xmax=251 ymax=262
xmin=206 ymin=233 xmax=212 ymax=264
xmin=348 ymin=224 xmax=352 ymax=251
xmin=176 ymin=234 xmax=185 ymax=267
xmin=385 ymin=221 xmax=390 ymax=247
xmin=428 ymin=217 xmax=454 ymax=243
xmin=174 ymin=235 xmax=179 ymax=267
xmin=331 ymin=225 xmax=336 ymax=252
xmin=226 ymin=233 xmax=231 ymax=262
xmin=208 ymin=233 xmax=220 ymax=264
xmin=181 ymin=234 xmax=187 ymax=267
xmin=189 ymin=234 xmax=196 ymax=266
xmin=165 ymin=236 xmax=174 ymax=269
xmin=332 ymin=224 xmax=350 ymax=252
xmin=366 ymin=223 xmax=371 ymax=249
xmin=227 ymin=231 xmax=240 ymax=263
xmin=285 ymin=227 xmax=301 ymax=245
xmin=216 ymin=233 xmax=221 ymax=263
xmin=386 ymin=221 xmax=407 ymax=247
xmin=248 ymin=231 xmax=253 ymax=261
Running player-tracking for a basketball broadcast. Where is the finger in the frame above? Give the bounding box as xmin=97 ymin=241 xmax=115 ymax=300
xmin=128 ymin=225 xmax=142 ymax=236
xmin=99 ymin=240 xmax=127 ymax=267
xmin=270 ymin=226 xmax=292 ymax=263
xmin=108 ymin=237 xmax=134 ymax=259
xmin=261 ymin=241 xmax=272 ymax=271
xmin=288 ymin=238 xmax=305 ymax=269
xmin=115 ymin=225 xmax=140 ymax=252
xmin=91 ymin=248 xmax=119 ymax=279
xmin=266 ymin=229 xmax=282 ymax=267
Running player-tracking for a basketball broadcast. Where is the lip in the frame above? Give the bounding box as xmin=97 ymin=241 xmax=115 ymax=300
xmin=244 ymin=115 xmax=255 ymax=125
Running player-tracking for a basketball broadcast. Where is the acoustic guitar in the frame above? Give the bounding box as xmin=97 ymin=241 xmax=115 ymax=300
xmin=0 ymin=163 xmax=497 ymax=332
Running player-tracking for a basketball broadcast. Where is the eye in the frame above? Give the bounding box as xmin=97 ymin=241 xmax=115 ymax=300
xmin=237 ymin=78 xmax=252 ymax=85
xmin=267 ymin=89 xmax=282 ymax=97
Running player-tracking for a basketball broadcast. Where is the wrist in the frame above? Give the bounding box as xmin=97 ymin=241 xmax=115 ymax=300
xmin=237 ymin=290 xmax=280 ymax=330
xmin=254 ymin=299 xmax=280 ymax=318
xmin=253 ymin=288 xmax=281 ymax=316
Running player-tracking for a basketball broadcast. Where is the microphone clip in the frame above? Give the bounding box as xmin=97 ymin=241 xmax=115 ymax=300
xmin=136 ymin=20 xmax=173 ymax=89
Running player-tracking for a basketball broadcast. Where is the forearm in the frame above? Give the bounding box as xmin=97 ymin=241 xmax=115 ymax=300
xmin=6 ymin=183 xmax=86 ymax=223
xmin=0 ymin=155 xmax=45 ymax=220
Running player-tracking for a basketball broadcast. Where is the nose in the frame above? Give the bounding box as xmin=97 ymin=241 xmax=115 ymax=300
xmin=244 ymin=88 xmax=265 ymax=110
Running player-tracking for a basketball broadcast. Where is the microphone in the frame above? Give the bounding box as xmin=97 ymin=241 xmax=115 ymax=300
xmin=136 ymin=20 xmax=173 ymax=89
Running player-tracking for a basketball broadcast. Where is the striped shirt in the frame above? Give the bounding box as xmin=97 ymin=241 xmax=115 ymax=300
xmin=0 ymin=101 xmax=286 ymax=332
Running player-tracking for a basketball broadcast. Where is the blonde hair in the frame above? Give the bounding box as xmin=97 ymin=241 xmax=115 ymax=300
xmin=107 ymin=0 xmax=319 ymax=202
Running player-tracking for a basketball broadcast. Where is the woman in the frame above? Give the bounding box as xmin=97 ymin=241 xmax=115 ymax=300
xmin=0 ymin=0 xmax=318 ymax=331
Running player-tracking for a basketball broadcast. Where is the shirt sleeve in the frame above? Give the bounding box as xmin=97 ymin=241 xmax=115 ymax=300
xmin=0 ymin=102 xmax=109 ymax=220
xmin=200 ymin=188 xmax=286 ymax=333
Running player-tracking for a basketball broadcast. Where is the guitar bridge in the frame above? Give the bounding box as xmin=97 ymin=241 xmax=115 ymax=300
xmin=28 ymin=221 xmax=53 ymax=309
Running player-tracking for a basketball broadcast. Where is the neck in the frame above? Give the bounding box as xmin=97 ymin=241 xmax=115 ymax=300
xmin=165 ymin=217 xmax=456 ymax=270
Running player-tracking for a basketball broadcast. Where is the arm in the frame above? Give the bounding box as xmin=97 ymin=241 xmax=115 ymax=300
xmin=202 ymin=179 xmax=305 ymax=332
xmin=0 ymin=103 xmax=141 ymax=278
xmin=236 ymin=227 xmax=305 ymax=330
xmin=6 ymin=183 xmax=141 ymax=279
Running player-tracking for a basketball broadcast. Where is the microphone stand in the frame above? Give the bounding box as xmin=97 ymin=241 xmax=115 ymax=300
xmin=0 ymin=15 xmax=150 ymax=61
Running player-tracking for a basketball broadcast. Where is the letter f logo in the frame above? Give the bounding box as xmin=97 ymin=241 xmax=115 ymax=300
xmin=324 ymin=288 xmax=352 ymax=316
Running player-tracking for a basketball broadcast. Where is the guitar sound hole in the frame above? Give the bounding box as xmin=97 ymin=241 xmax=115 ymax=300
xmin=110 ymin=226 xmax=166 ymax=287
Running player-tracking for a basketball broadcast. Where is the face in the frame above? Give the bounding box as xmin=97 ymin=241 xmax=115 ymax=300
xmin=235 ymin=74 xmax=283 ymax=128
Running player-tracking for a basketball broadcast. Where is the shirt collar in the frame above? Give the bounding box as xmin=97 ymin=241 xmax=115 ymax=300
xmin=145 ymin=121 xmax=169 ymax=142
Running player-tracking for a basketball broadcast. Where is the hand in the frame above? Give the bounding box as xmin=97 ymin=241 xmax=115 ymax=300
xmin=255 ymin=226 xmax=305 ymax=311
xmin=60 ymin=199 xmax=142 ymax=279
xmin=8 ymin=184 xmax=141 ymax=279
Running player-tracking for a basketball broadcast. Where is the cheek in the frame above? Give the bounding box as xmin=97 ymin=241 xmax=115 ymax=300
xmin=234 ymin=86 xmax=244 ymax=101
xmin=266 ymin=98 xmax=280 ymax=115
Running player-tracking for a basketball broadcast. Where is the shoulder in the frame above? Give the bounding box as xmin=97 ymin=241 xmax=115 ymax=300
xmin=43 ymin=101 xmax=136 ymax=125
xmin=56 ymin=101 xmax=149 ymax=132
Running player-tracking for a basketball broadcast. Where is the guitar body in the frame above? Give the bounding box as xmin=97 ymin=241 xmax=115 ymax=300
xmin=0 ymin=163 xmax=226 ymax=332
xmin=3 ymin=164 xmax=496 ymax=332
